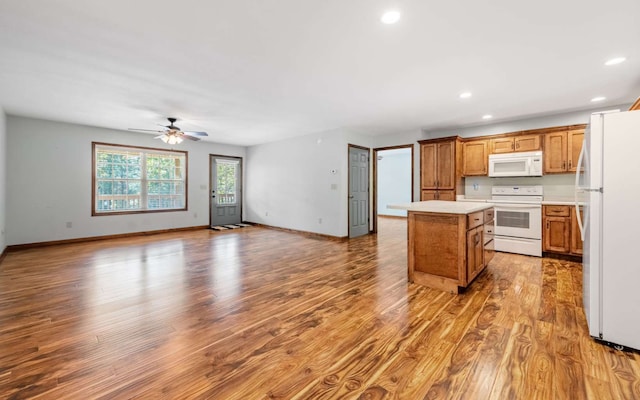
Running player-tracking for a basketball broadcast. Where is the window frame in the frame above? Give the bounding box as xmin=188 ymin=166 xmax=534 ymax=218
xmin=92 ymin=142 xmax=188 ymax=216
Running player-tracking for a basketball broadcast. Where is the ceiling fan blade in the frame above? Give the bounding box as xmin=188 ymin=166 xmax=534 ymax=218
xmin=154 ymin=134 xmax=167 ymax=139
xmin=129 ymin=128 xmax=166 ymax=133
xmin=181 ymin=134 xmax=201 ymax=141
xmin=184 ymin=131 xmax=208 ymax=137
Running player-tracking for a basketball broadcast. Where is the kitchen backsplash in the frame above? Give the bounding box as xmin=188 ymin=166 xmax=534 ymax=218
xmin=463 ymin=174 xmax=575 ymax=199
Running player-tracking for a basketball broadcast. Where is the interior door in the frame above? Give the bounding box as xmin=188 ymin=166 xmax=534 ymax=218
xmin=210 ymin=156 xmax=242 ymax=226
xmin=349 ymin=145 xmax=370 ymax=238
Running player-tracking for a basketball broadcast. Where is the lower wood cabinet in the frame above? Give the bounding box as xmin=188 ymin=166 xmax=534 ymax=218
xmin=408 ymin=208 xmax=493 ymax=293
xmin=543 ymin=205 xmax=583 ymax=257
xmin=570 ymin=206 xmax=584 ymax=255
xmin=421 ymin=190 xmax=455 ymax=201
xmin=466 ymin=226 xmax=484 ymax=283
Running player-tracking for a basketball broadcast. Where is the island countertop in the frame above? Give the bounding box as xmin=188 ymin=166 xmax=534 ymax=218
xmin=388 ymin=200 xmax=493 ymax=214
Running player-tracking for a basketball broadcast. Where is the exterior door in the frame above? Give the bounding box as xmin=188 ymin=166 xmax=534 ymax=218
xmin=210 ymin=155 xmax=242 ymax=226
xmin=349 ymin=145 xmax=370 ymax=238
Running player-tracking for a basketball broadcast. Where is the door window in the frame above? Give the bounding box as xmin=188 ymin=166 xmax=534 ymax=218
xmin=216 ymin=159 xmax=239 ymax=205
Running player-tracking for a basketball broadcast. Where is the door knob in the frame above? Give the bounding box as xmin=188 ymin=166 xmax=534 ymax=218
xmin=349 ymin=195 xmax=354 ymax=199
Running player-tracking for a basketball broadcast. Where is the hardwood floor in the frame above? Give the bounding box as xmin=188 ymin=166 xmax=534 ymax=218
xmin=0 ymin=217 xmax=638 ymax=399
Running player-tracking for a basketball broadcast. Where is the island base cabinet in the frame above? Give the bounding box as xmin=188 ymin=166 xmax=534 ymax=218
xmin=466 ymin=226 xmax=484 ymax=283
xmin=408 ymin=209 xmax=492 ymax=294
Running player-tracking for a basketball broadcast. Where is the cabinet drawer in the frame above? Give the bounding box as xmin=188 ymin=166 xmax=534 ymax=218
xmin=484 ymin=222 xmax=494 ymax=237
xmin=483 ymin=208 xmax=494 ymax=222
xmin=545 ymin=205 xmax=570 ymax=217
xmin=467 ymin=211 xmax=484 ymax=229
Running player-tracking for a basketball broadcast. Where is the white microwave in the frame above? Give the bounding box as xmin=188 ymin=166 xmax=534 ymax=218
xmin=488 ymin=151 xmax=543 ymax=177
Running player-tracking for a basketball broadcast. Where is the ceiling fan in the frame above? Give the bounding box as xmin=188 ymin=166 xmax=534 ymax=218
xmin=128 ymin=117 xmax=208 ymax=144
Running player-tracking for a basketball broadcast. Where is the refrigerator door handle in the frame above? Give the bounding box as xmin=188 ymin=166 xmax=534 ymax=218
xmin=575 ymin=138 xmax=586 ymax=241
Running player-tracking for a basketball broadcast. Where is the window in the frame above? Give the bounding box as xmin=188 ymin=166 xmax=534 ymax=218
xmin=215 ymin=159 xmax=239 ymax=205
xmin=92 ymin=142 xmax=187 ymax=215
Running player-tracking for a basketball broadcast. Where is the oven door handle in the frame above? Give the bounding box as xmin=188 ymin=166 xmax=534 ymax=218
xmin=493 ymin=204 xmax=541 ymax=209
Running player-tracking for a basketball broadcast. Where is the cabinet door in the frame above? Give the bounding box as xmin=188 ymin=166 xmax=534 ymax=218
xmin=544 ymin=132 xmax=568 ymax=173
xmin=421 ymin=143 xmax=438 ymax=189
xmin=436 ymin=141 xmax=455 ymax=189
xmin=514 ymin=134 xmax=541 ymax=152
xmin=568 ymin=129 xmax=584 ymax=172
xmin=571 ymin=206 xmax=584 ymax=255
xmin=462 ymin=140 xmax=488 ymax=176
xmin=466 ymin=226 xmax=484 ymax=283
xmin=421 ymin=190 xmax=438 ymax=201
xmin=438 ymin=190 xmax=456 ymax=201
xmin=543 ymin=216 xmax=570 ymax=253
xmin=491 ymin=137 xmax=514 ymax=154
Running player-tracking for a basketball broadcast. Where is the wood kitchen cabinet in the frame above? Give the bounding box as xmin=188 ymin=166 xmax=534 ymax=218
xmin=467 ymin=225 xmax=484 ymax=283
xmin=419 ymin=137 xmax=461 ymax=200
xmin=462 ymin=139 xmax=488 ymax=176
xmin=421 ymin=190 xmax=455 ymax=201
xmin=570 ymin=206 xmax=584 ymax=255
xmin=408 ymin=206 xmax=493 ymax=293
xmin=543 ymin=205 xmax=583 ymax=257
xmin=568 ymin=129 xmax=584 ymax=172
xmin=490 ymin=134 xmax=541 ymax=154
xmin=544 ymin=128 xmax=584 ymax=173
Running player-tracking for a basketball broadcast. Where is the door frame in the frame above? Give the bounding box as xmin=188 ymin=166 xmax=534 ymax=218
xmin=209 ymin=154 xmax=243 ymax=227
xmin=372 ymin=144 xmax=414 ymax=233
xmin=347 ymin=144 xmax=371 ymax=238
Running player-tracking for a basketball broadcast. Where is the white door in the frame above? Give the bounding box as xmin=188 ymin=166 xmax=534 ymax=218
xmin=349 ymin=146 xmax=370 ymax=238
xmin=210 ymin=156 xmax=242 ymax=226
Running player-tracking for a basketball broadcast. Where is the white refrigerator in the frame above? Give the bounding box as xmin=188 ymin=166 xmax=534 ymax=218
xmin=576 ymin=109 xmax=640 ymax=351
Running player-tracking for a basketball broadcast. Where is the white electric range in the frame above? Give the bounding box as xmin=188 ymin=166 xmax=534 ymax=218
xmin=491 ymin=185 xmax=543 ymax=257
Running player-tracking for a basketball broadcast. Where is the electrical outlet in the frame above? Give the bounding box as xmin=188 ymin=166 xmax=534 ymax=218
xmin=66 ymin=222 xmax=72 ymax=228
xmin=318 ymin=218 xmax=323 ymax=224
xmin=193 ymin=212 xmax=198 ymax=218
xmin=265 ymin=211 xmax=269 ymax=217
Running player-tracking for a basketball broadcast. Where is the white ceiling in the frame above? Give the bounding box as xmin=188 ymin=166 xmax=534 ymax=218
xmin=1 ymin=0 xmax=639 ymax=146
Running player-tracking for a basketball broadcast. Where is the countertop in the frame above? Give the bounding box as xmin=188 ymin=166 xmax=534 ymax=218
xmin=388 ymin=200 xmax=493 ymax=214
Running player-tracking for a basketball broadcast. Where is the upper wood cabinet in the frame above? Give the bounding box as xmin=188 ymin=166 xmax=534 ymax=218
xmin=462 ymin=139 xmax=488 ymax=176
xmin=544 ymin=128 xmax=584 ymax=174
xmin=420 ymin=138 xmax=456 ymax=190
xmin=420 ymin=137 xmax=461 ymax=201
xmin=490 ymin=134 xmax=541 ymax=154
xmin=567 ymin=129 xmax=584 ymax=172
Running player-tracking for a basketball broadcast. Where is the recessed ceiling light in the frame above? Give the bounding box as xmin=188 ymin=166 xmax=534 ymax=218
xmin=591 ymin=96 xmax=606 ymax=102
xmin=482 ymin=114 xmax=493 ymax=120
xmin=381 ymin=10 xmax=401 ymax=24
xmin=459 ymin=92 xmax=472 ymax=99
xmin=605 ymin=57 xmax=626 ymax=66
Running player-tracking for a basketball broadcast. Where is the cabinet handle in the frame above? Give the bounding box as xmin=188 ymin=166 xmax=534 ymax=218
xmin=562 ymin=161 xmax=566 ymax=169
xmin=546 ymin=221 xmax=550 ymax=229
xmin=516 ymin=142 xmax=519 ymax=149
xmin=569 ymin=160 xmax=572 ymax=169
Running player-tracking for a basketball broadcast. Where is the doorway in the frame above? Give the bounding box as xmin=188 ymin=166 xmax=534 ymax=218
xmin=373 ymin=144 xmax=414 ymax=233
xmin=210 ymin=155 xmax=242 ymax=227
xmin=348 ymin=144 xmax=370 ymax=238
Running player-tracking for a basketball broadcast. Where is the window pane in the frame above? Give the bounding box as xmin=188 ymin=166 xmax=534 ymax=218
xmin=94 ymin=144 xmax=187 ymax=214
xmin=216 ymin=161 xmax=237 ymax=205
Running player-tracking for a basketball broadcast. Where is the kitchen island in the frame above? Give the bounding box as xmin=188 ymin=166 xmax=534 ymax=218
xmin=389 ymin=200 xmax=495 ymax=294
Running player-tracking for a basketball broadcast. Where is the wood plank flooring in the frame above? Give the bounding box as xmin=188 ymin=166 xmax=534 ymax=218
xmin=0 ymin=217 xmax=639 ymax=399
